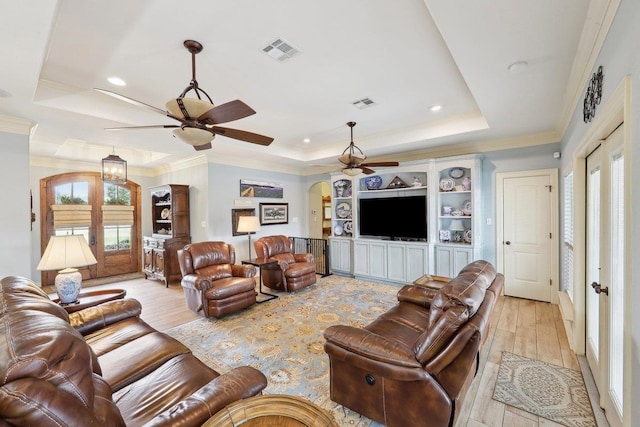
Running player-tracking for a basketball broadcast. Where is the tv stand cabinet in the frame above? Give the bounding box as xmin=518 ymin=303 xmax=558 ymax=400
xmin=328 ymin=155 xmax=483 ymax=283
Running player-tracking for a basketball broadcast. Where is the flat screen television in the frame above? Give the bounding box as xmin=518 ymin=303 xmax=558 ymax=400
xmin=359 ymin=195 xmax=427 ymax=240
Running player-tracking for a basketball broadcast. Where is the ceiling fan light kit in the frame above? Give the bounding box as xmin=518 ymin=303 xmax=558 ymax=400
xmin=336 ymin=121 xmax=399 ymax=176
xmin=95 ymin=40 xmax=273 ymax=151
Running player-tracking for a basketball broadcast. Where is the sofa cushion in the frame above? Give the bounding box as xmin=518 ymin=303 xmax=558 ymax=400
xmin=284 ymin=262 xmax=315 ymax=278
xmin=196 ymin=263 xmax=233 ymax=280
xmin=204 ymin=276 xmax=256 ymax=300
xmin=272 ymin=252 xmax=296 ymax=265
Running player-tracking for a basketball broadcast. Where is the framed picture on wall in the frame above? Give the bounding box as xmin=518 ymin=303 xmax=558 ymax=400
xmin=259 ymin=203 xmax=288 ymax=225
xmin=240 ymin=179 xmax=284 ymax=198
xmin=232 ymin=208 xmax=256 ymax=236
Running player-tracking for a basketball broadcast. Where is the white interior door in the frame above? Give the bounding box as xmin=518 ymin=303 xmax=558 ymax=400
xmin=585 ymin=126 xmax=625 ymax=427
xmin=500 ymin=171 xmax=555 ymax=302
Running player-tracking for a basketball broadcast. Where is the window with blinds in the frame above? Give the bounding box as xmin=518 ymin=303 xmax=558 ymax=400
xmin=561 ymin=171 xmax=574 ymax=299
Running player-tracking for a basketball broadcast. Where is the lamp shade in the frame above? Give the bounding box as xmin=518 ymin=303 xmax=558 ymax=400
xmin=343 ymin=167 xmax=362 ymax=177
xmin=37 ymin=235 xmax=97 ymax=271
xmin=172 ymin=127 xmax=214 ymax=146
xmin=237 ymin=216 xmax=261 ymax=234
xmin=449 ymin=219 xmax=465 ymax=232
xmin=102 ymin=153 xmax=127 ymax=184
xmin=166 ymin=97 xmax=214 ymax=120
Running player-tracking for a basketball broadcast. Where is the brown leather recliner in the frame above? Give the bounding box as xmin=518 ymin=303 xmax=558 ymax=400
xmin=178 ymin=241 xmax=257 ymax=318
xmin=323 ymin=260 xmax=504 ymax=427
xmin=253 ymin=235 xmax=317 ymax=292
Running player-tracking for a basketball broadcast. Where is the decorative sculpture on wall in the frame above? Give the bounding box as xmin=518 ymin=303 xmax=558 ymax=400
xmin=583 ymin=65 xmax=603 ymax=123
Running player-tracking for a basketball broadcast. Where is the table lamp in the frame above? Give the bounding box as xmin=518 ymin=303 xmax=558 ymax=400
xmin=237 ymin=216 xmax=261 ymax=261
xmin=449 ymin=219 xmax=465 ymax=243
xmin=37 ymin=235 xmax=97 ymax=305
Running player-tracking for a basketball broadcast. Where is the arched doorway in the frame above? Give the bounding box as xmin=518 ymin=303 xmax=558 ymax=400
xmin=307 ymin=181 xmax=331 ymax=239
xmin=39 ymin=172 xmax=142 ymax=286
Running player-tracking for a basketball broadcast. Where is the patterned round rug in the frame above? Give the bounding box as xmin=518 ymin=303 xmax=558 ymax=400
xmin=492 ymin=351 xmax=596 ymax=427
xmin=166 ymin=275 xmax=400 ymax=426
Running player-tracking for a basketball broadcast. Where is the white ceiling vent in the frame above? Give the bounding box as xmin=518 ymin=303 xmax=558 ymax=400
xmin=352 ymin=97 xmax=376 ymax=109
xmin=263 ymin=38 xmax=300 ymax=62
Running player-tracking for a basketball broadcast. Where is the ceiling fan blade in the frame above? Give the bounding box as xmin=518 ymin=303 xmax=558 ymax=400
xmin=193 ymin=142 xmax=213 ymax=151
xmin=362 ymin=167 xmax=376 ymax=175
xmin=362 ymin=161 xmax=400 ymax=167
xmin=209 ymin=126 xmax=274 ymax=146
xmin=105 ymin=125 xmax=180 ymax=131
xmin=197 ymin=100 xmax=256 ymax=125
xmin=95 ymin=88 xmax=171 ymax=117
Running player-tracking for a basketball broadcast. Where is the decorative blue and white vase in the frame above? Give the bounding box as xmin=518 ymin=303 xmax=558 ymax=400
xmin=55 ymin=268 xmax=82 ymax=304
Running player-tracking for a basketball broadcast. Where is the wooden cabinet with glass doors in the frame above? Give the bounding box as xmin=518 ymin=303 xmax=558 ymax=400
xmin=143 ymin=184 xmax=190 ymax=287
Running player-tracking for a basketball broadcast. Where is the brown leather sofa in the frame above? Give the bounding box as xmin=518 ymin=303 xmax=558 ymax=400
xmin=0 ymin=275 xmax=267 ymax=427
xmin=253 ymin=235 xmax=316 ymax=292
xmin=323 ymin=260 xmax=504 ymax=427
xmin=178 ymin=241 xmax=257 ymax=318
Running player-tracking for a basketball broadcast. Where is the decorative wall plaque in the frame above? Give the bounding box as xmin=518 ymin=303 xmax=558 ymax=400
xmin=583 ymin=65 xmax=603 ymax=123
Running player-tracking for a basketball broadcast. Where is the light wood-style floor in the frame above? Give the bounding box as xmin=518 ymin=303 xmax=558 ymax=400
xmin=67 ymin=276 xmax=580 ymax=427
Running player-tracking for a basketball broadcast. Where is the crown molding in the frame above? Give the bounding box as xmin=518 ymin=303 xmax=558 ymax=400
xmin=0 ymin=114 xmax=37 ymax=136
xmin=557 ymin=0 xmax=621 ymax=136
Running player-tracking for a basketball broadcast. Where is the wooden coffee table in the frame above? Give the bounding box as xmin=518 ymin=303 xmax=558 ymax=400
xmin=202 ymin=395 xmax=338 ymax=427
xmin=50 ymin=289 xmax=126 ymax=313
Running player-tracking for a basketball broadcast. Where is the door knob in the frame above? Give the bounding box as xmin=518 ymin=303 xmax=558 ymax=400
xmin=505 ymin=241 xmax=511 ymax=245
xmin=592 ymin=282 xmax=609 ymax=295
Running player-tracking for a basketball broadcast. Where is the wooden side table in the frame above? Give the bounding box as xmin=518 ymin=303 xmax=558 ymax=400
xmin=412 ymin=274 xmax=450 ymax=291
xmin=50 ymin=289 xmax=126 ymax=313
xmin=202 ymin=394 xmax=338 ymax=427
xmin=241 ymin=258 xmax=279 ymax=303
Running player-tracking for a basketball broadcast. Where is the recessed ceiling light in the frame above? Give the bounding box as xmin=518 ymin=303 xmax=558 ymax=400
xmin=507 ymin=61 xmax=528 ymax=73
xmin=107 ymin=77 xmax=126 ymax=86
xmin=429 ymin=104 xmax=443 ymax=112
xmin=303 ymin=138 xmax=310 ymax=143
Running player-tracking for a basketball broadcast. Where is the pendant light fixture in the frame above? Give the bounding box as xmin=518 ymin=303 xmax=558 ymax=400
xmin=102 ymin=146 xmax=127 ymax=184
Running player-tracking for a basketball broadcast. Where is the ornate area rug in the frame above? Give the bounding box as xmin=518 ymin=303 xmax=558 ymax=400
xmin=166 ymin=275 xmax=399 ymax=426
xmin=493 ymin=351 xmax=596 ymax=427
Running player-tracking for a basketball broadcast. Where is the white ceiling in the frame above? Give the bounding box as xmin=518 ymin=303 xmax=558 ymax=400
xmin=0 ymin=0 xmax=600 ymax=175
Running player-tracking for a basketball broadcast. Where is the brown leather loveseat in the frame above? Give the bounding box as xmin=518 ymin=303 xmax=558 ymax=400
xmin=253 ymin=235 xmax=316 ymax=292
xmin=323 ymin=260 xmax=504 ymax=427
xmin=0 ymin=275 xmax=267 ymax=426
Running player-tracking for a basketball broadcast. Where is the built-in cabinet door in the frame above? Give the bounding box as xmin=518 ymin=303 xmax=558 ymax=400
xmin=330 ymin=238 xmax=352 ymax=273
xmin=436 ymin=245 xmax=472 ymax=278
xmin=353 ymin=241 xmax=370 ymax=276
xmin=368 ymin=242 xmax=387 ymax=279
xmin=387 ymin=243 xmax=407 ymax=282
xmin=406 ymin=245 xmax=428 ymax=281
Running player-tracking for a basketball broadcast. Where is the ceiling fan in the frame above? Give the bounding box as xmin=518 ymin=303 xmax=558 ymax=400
xmin=338 ymin=121 xmax=399 ymax=176
xmin=95 ymin=40 xmax=274 ymax=151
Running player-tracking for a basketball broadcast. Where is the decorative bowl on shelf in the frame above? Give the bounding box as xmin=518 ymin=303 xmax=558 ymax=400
xmin=343 ymin=221 xmax=353 ymax=234
xmin=364 ymin=175 xmax=382 ymax=190
xmin=464 ymin=229 xmax=472 ymax=244
xmin=333 ymin=225 xmax=343 ymax=236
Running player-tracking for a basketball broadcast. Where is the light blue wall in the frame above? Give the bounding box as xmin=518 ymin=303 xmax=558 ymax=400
xmin=480 ymin=143 xmax=561 ymax=266
xmin=558 ymin=0 xmax=639 ymax=422
xmin=1 ymin=131 xmax=31 ymax=278
xmin=201 ymin=163 xmax=308 ymax=261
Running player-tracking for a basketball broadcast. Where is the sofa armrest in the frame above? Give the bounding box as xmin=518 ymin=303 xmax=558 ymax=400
xmin=69 ymin=298 xmax=142 ymax=336
xmin=323 ymin=325 xmax=420 ymax=368
xmin=231 ymin=264 xmax=257 ymax=278
xmin=293 ymin=253 xmax=314 ymax=263
xmin=397 ymin=285 xmax=438 ymax=308
xmin=181 ymin=274 xmax=213 ymax=292
xmin=141 ymin=366 xmax=267 ymax=427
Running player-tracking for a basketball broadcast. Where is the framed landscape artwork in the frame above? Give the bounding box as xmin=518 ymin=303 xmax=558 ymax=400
xmin=259 ymin=203 xmax=288 ymax=225
xmin=232 ymin=208 xmax=255 ymax=236
xmin=240 ymin=179 xmax=284 ymax=198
